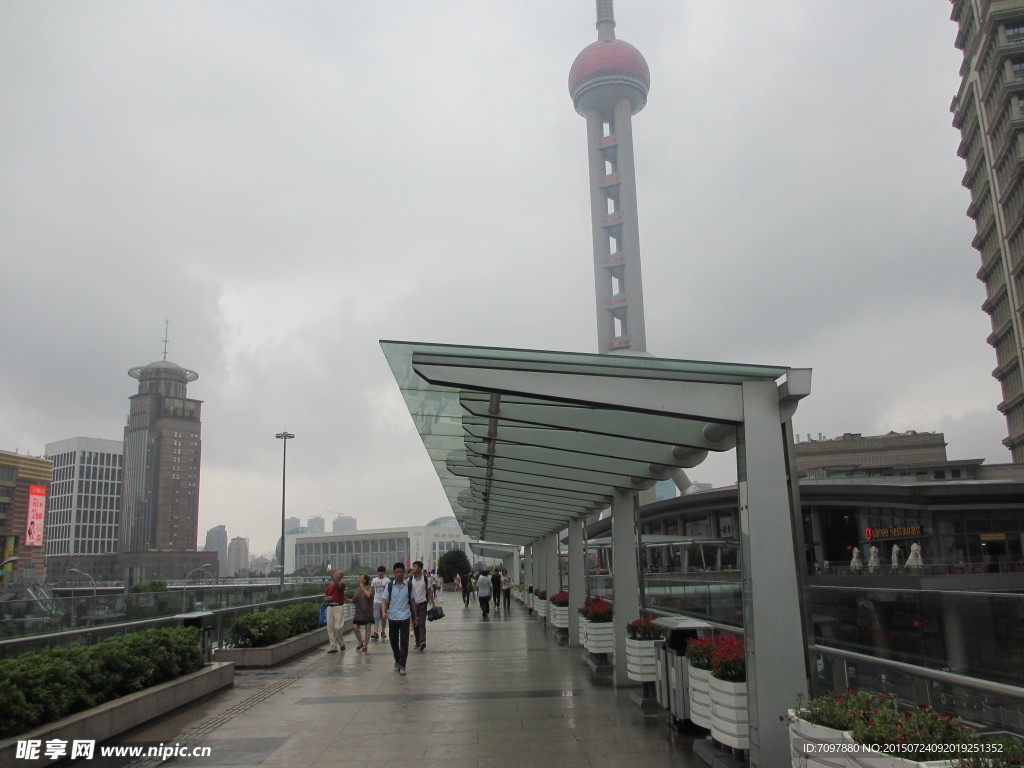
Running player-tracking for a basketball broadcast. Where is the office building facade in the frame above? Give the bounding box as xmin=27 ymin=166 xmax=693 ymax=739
xmin=204 ymin=525 xmax=228 ymax=576
xmin=285 ymin=516 xmax=470 ymax=575
xmin=951 ymin=1 xmax=1024 ymax=461
xmin=42 ymin=437 xmax=123 ymax=581
xmin=331 ymin=514 xmax=357 ymax=532
xmin=794 ymin=431 xmax=948 ymax=475
xmin=227 ymin=536 xmax=249 ymax=577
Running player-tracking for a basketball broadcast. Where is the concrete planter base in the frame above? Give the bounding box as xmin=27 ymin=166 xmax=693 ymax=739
xmin=214 ymin=626 xmax=331 ymax=668
xmin=0 ymin=662 xmax=234 ymax=768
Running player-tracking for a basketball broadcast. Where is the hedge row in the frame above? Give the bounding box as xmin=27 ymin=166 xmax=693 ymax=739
xmin=0 ymin=626 xmax=203 ymax=739
xmin=227 ymin=603 xmax=319 ymax=648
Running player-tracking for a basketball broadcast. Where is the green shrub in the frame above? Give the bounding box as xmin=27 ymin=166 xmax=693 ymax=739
xmin=128 ymin=580 xmax=168 ymax=594
xmin=228 ymin=603 xmax=319 ymax=648
xmin=0 ymin=626 xmax=203 ymax=740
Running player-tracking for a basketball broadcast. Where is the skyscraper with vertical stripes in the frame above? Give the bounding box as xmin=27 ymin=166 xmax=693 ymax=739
xmin=569 ymin=0 xmax=651 ymax=353
xmin=951 ymin=0 xmax=1024 ymax=462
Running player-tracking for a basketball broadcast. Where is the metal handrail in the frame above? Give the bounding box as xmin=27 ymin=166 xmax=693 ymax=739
xmin=812 ymin=644 xmax=1024 ymax=701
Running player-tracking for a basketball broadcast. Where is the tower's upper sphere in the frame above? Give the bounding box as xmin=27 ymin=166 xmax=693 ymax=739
xmin=569 ymin=39 xmax=650 ymax=116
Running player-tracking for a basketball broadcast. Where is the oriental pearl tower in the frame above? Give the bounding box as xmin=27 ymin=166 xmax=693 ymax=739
xmin=569 ymin=0 xmax=651 ymax=354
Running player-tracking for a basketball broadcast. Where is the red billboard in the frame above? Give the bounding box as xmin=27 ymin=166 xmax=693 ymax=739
xmin=25 ymin=485 xmax=46 ymax=546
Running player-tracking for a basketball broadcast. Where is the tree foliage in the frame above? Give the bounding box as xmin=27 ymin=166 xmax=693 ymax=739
xmin=437 ymin=549 xmax=471 ymax=583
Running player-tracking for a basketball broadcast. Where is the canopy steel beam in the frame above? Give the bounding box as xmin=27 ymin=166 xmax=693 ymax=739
xmin=461 ymin=398 xmax=736 ymax=451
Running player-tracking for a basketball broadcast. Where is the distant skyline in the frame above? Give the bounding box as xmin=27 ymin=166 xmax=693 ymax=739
xmin=1 ymin=2 xmax=1006 ymax=556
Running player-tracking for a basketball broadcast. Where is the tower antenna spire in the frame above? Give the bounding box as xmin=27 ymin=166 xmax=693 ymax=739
xmin=596 ymin=0 xmax=615 ymax=40
xmin=162 ymin=320 xmax=170 ymax=362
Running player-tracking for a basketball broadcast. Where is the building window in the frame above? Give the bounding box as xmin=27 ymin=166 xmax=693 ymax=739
xmin=1013 ymin=59 xmax=1024 ymax=82
xmin=1008 ymin=25 xmax=1024 ymax=45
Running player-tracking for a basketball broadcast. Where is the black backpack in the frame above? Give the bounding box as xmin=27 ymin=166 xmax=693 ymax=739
xmin=385 ymin=578 xmax=413 ymax=605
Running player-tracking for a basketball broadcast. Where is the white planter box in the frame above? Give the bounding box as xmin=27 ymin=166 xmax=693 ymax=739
xmin=849 ymin=754 xmax=955 ymax=768
xmin=534 ymin=599 xmax=547 ymax=619
xmin=214 ymin=626 xmax=329 ymax=668
xmin=550 ymin=604 xmax=569 ymax=628
xmin=625 ymin=637 xmax=658 ymax=682
xmin=710 ymin=676 xmax=749 ymax=750
xmin=585 ymin=621 xmax=615 ymax=654
xmin=687 ymin=663 xmax=712 ymax=729
xmin=787 ymin=711 xmax=854 ymax=768
xmin=578 ymin=616 xmax=590 ymax=646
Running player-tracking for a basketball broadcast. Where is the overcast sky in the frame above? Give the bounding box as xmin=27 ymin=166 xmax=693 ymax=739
xmin=1 ymin=2 xmax=1005 ymax=557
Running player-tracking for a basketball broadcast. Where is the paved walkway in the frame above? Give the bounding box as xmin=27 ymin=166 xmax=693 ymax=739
xmin=99 ymin=594 xmax=701 ymax=768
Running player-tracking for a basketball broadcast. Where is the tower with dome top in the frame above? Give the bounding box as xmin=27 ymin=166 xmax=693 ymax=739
xmin=569 ymin=0 xmax=650 ymax=354
xmin=118 ymin=350 xmax=209 ymax=583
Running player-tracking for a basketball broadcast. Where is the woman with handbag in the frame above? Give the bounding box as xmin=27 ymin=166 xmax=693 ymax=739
xmin=352 ymin=573 xmax=374 ymax=652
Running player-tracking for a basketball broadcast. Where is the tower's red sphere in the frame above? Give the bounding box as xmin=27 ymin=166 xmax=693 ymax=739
xmin=569 ymin=39 xmax=650 ymax=116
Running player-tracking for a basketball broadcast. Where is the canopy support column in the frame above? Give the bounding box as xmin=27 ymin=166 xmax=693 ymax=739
xmin=568 ymin=518 xmax=585 ymax=647
xmin=738 ymin=380 xmax=809 ymax=767
xmin=611 ymin=488 xmax=640 ymax=688
xmin=524 ymin=543 xmax=533 ymax=593
xmin=511 ymin=547 xmax=521 ymax=586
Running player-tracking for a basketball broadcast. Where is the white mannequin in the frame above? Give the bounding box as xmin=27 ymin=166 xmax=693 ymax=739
xmin=850 ymin=548 xmax=863 ymax=574
xmin=906 ymin=542 xmax=923 ymax=570
xmin=868 ymin=545 xmax=880 ymax=574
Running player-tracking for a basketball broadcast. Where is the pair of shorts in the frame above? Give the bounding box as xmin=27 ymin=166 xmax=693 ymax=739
xmin=373 ymin=602 xmax=384 ymax=622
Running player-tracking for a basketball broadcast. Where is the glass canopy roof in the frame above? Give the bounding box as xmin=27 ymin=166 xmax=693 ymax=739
xmin=381 ymin=340 xmax=800 ymax=546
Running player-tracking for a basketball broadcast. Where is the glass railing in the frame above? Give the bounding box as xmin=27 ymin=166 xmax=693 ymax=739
xmin=811 ymin=646 xmax=1024 ymax=735
xmin=0 ymin=584 xmax=324 ymax=641
xmin=809 ymin=586 xmax=1024 ymax=688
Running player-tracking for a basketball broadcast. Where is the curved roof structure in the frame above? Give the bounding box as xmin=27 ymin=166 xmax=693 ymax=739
xmin=381 ymin=340 xmax=809 ymax=546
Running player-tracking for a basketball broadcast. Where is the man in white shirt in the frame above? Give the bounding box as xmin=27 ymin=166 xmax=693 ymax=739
xmin=370 ymin=566 xmax=390 ymax=641
xmin=409 ymin=560 xmax=434 ymax=651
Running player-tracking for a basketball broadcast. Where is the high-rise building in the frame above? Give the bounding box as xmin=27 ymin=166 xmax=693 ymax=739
xmin=570 ymin=0 xmax=650 ymax=353
xmin=227 ymin=536 xmax=249 ymax=577
xmin=306 ymin=516 xmax=325 ymax=533
xmin=332 ymin=514 xmax=357 ymax=532
xmin=119 ymin=357 xmax=209 ymax=582
xmin=950 ymin=1 xmax=1024 ymax=462
xmin=0 ymin=450 xmax=52 ymax=585
xmin=43 ymin=437 xmax=123 ymax=581
xmin=285 ymin=516 xmax=301 ymax=533
xmin=204 ymin=524 xmax=229 ymax=577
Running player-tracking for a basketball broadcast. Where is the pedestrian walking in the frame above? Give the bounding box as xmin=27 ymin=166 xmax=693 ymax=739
xmin=460 ymin=572 xmax=472 ymax=607
xmin=431 ymin=570 xmax=443 ymax=603
xmin=380 ymin=561 xmax=418 ymax=675
xmin=351 ymin=573 xmax=374 ymax=651
xmin=370 ymin=565 xmax=389 ymax=641
xmin=324 ymin=568 xmax=347 ymax=654
xmin=501 ymin=568 xmax=512 ymax=611
xmin=476 ymin=568 xmax=492 ymax=618
xmin=490 ymin=569 xmax=502 ymax=614
xmin=409 ymin=560 xmax=434 ymax=651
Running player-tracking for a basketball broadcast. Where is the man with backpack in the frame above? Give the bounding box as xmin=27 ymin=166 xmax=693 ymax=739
xmin=409 ymin=560 xmax=434 ymax=651
xmin=380 ymin=561 xmax=419 ymax=675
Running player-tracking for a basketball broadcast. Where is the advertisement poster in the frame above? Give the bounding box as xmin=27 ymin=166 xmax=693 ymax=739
xmin=24 ymin=484 xmax=46 ymax=546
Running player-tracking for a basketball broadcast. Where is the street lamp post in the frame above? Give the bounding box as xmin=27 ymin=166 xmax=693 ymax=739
xmin=275 ymin=431 xmax=295 ymax=590
xmin=70 ymin=567 xmax=98 ymax=625
xmin=182 ymin=564 xmax=213 ymax=612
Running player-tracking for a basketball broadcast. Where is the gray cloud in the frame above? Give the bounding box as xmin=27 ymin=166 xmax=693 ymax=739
xmin=1 ymin=1 xmax=1007 ymax=555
